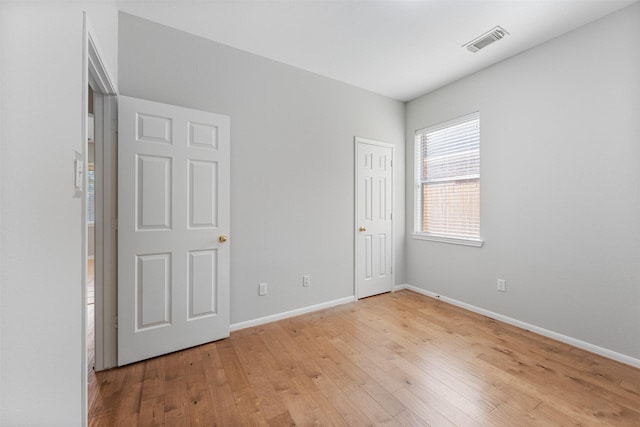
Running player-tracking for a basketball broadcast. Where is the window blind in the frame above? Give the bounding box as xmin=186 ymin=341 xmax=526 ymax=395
xmin=415 ymin=112 xmax=480 ymax=240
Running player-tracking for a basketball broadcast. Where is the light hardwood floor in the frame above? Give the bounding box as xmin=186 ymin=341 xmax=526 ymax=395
xmin=88 ymin=290 xmax=639 ymax=426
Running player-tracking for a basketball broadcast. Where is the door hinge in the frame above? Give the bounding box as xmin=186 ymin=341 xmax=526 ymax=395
xmin=391 ymin=266 xmax=393 ymax=274
xmin=113 ymin=316 xmax=118 ymax=329
xmin=390 ymin=160 xmax=393 ymax=167
xmin=390 ymin=212 xmax=393 ymax=220
xmin=112 ymin=217 xmax=118 ymax=231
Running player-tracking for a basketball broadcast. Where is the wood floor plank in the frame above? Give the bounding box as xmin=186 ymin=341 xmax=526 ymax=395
xmin=289 ymin=325 xmax=401 ymax=423
xmin=216 ymin=338 xmax=269 ymax=425
xmin=231 ymin=331 xmax=292 ymax=421
xmin=89 ymin=365 xmax=128 ymax=418
xmin=88 ymin=412 xmax=117 ymax=427
xmin=298 ymin=324 xmax=407 ymax=419
xmin=138 ymin=395 xmax=164 ymax=427
xmin=183 ymin=349 xmax=218 ymax=426
xmin=476 ymin=346 xmax=640 ymax=424
xmin=199 ymin=343 xmax=238 ymax=415
xmin=162 ymin=352 xmax=189 ymax=426
xmin=112 ymin=364 xmax=145 ymax=426
xmin=329 ymin=333 xmax=407 ymax=393
xmin=391 ymin=357 xmax=491 ymax=425
xmin=88 ymin=290 xmax=640 ymax=426
xmin=393 ymin=386 xmax=456 ymax=426
xmin=257 ymin=323 xmax=355 ymax=426
xmin=349 ymin=302 xmax=502 ymax=414
xmin=266 ymin=410 xmax=297 ymax=426
xmin=392 ymin=408 xmax=433 ymax=427
xmin=138 ymin=357 xmax=166 ymax=426
xmin=305 ymin=359 xmax=381 ymax=426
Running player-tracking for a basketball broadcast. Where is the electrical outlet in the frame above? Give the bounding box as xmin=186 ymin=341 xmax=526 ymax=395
xmin=497 ymin=279 xmax=506 ymax=292
xmin=259 ymin=282 xmax=268 ymax=296
xmin=302 ymin=275 xmax=310 ymax=287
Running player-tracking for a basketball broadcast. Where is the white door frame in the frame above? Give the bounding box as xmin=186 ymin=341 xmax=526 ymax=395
xmin=82 ymin=13 xmax=118 ymax=425
xmin=354 ymin=137 xmax=395 ymax=299
xmin=90 ymin=89 xmax=118 ymax=372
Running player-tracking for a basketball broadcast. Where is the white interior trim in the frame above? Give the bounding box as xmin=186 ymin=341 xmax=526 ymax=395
xmin=81 ymin=15 xmax=90 ymax=426
xmin=91 ymin=88 xmax=104 ymax=372
xmin=91 ymin=92 xmax=118 ymax=371
xmin=230 ymin=296 xmax=356 ymax=332
xmin=411 ymin=233 xmax=484 ymax=247
xmin=87 ymin=23 xmax=117 ymax=96
xmin=394 ymin=284 xmax=640 ymax=368
xmin=83 ymin=12 xmax=118 ymax=426
xmin=85 ymin=15 xmax=118 ymax=374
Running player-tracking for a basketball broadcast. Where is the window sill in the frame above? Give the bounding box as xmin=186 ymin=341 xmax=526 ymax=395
xmin=412 ymin=233 xmax=484 ymax=247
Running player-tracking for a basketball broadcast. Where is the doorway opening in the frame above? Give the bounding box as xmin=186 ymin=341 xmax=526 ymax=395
xmin=87 ymin=84 xmax=96 ymax=379
xmin=85 ymin=74 xmax=118 ymax=367
xmin=83 ymin=13 xmax=118 ymax=422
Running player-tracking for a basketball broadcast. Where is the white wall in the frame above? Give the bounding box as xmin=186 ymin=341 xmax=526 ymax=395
xmin=0 ymin=2 xmax=118 ymax=425
xmin=118 ymin=13 xmax=405 ymax=325
xmin=405 ymin=3 xmax=640 ymax=361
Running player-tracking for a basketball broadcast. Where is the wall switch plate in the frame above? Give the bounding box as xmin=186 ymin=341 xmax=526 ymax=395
xmin=497 ymin=279 xmax=506 ymax=292
xmin=259 ymin=282 xmax=268 ymax=296
xmin=302 ymin=275 xmax=310 ymax=287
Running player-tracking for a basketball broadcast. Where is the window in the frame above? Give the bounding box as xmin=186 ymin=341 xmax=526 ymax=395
xmin=414 ymin=112 xmax=482 ymax=246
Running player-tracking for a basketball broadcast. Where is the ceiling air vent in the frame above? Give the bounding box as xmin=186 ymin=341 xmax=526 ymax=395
xmin=463 ymin=26 xmax=509 ymax=53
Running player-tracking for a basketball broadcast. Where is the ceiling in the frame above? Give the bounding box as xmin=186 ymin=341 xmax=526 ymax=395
xmin=117 ymin=0 xmax=637 ymax=101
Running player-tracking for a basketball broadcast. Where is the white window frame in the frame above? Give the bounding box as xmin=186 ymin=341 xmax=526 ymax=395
xmin=413 ymin=112 xmax=484 ymax=247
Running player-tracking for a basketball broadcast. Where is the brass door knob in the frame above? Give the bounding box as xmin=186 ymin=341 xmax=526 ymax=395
xmin=219 ymin=235 xmax=228 ymax=243
xmin=359 ymin=227 xmax=366 ymax=232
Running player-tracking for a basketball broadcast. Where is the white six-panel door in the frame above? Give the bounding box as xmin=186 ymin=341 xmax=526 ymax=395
xmin=356 ymin=138 xmax=393 ymax=299
xmin=118 ymin=96 xmax=230 ymax=365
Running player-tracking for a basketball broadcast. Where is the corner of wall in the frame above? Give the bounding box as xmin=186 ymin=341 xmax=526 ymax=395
xmin=403 ymin=3 xmax=640 ymax=361
xmin=118 ymin=14 xmax=406 ymax=325
xmin=84 ymin=0 xmax=119 ymax=90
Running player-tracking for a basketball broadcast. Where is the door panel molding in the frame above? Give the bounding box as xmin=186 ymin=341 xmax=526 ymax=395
xmin=118 ymin=96 xmax=230 ymax=366
xmin=354 ymin=137 xmax=394 ymax=299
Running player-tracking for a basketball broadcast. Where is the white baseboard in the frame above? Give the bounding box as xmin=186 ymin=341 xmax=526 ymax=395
xmin=230 ymin=295 xmax=356 ymax=332
xmin=395 ymin=283 xmax=640 ymax=368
